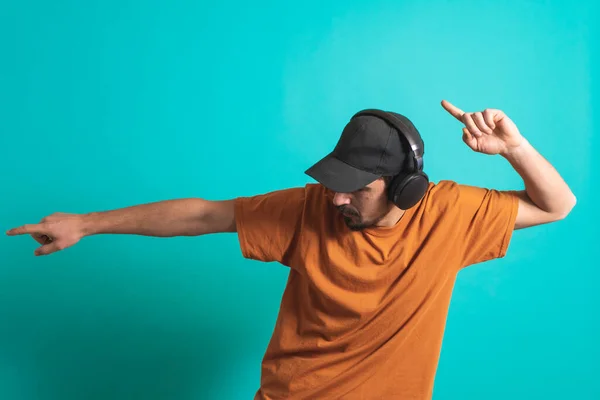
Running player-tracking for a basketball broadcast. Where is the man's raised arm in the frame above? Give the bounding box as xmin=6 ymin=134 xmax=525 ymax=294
xmin=441 ymin=99 xmax=576 ymax=230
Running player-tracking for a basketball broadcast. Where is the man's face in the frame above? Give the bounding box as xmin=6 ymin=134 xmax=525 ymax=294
xmin=330 ymin=178 xmax=392 ymax=231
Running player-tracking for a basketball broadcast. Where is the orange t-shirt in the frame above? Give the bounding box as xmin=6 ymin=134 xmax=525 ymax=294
xmin=234 ymin=180 xmax=519 ymax=399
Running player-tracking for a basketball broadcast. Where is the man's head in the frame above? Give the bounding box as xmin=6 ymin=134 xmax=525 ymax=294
xmin=305 ymin=109 xmax=427 ymax=230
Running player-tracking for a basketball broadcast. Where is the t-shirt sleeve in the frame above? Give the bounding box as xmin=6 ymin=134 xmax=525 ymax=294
xmin=448 ymin=183 xmax=520 ymax=268
xmin=234 ymin=186 xmax=305 ymax=265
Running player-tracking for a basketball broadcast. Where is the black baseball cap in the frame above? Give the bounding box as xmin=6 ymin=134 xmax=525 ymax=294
xmin=305 ymin=110 xmax=422 ymax=193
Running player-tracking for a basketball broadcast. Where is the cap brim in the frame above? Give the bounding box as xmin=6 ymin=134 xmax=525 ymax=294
xmin=305 ymin=153 xmax=381 ymax=193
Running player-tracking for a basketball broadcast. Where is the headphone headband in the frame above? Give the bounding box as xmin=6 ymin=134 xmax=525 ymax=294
xmin=352 ymin=109 xmax=424 ymax=171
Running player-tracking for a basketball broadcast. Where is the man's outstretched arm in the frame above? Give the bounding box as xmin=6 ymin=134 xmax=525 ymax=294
xmin=6 ymin=198 xmax=237 ymax=256
xmin=441 ymin=99 xmax=576 ymax=230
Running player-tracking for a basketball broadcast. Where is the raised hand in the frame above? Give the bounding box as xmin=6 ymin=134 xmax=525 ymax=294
xmin=6 ymin=212 xmax=87 ymax=256
xmin=441 ymin=99 xmax=525 ymax=156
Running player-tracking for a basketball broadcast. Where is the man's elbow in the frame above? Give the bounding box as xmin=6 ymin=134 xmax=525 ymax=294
xmin=554 ymin=193 xmax=577 ymax=221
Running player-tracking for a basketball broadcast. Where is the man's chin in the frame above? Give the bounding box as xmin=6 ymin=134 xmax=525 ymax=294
xmin=342 ymin=216 xmax=368 ymax=231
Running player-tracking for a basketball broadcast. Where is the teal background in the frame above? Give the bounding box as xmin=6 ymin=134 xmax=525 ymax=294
xmin=1 ymin=0 xmax=598 ymax=399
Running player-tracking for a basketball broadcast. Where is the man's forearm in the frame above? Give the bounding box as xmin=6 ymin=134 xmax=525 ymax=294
xmin=82 ymin=198 xmax=215 ymax=237
xmin=502 ymin=138 xmax=576 ymax=217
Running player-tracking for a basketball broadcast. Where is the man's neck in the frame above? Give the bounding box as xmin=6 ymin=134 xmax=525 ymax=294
xmin=375 ymin=206 xmax=406 ymax=227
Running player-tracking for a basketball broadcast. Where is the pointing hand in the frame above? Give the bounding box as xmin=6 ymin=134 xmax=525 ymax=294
xmin=6 ymin=212 xmax=87 ymax=256
xmin=441 ymin=100 xmax=525 ymax=156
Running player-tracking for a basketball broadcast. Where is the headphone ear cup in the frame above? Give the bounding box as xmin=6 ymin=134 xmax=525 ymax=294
xmin=388 ymin=172 xmax=429 ymax=209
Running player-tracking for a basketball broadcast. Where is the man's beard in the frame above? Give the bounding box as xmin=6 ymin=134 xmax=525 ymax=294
xmin=337 ymin=205 xmax=383 ymax=231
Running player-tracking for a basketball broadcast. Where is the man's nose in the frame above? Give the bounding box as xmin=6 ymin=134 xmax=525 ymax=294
xmin=332 ymin=192 xmax=351 ymax=206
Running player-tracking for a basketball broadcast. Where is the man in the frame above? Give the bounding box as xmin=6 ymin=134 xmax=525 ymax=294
xmin=6 ymin=100 xmax=576 ymax=399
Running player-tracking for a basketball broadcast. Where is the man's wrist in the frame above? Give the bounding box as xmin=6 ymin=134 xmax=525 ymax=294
xmin=80 ymin=212 xmax=100 ymax=236
xmin=500 ymin=137 xmax=530 ymax=161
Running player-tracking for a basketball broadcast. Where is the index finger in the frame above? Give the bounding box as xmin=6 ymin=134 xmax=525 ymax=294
xmin=441 ymin=100 xmax=465 ymax=121
xmin=6 ymin=224 xmax=46 ymax=236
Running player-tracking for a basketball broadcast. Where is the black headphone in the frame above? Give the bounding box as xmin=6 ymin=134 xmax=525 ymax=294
xmin=352 ymin=109 xmax=429 ymax=209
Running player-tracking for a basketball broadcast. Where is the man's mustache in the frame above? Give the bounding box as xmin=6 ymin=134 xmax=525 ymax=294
xmin=338 ymin=205 xmax=359 ymax=217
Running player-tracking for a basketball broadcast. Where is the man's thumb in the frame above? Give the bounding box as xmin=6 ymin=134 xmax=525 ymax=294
xmin=35 ymin=241 xmax=64 ymax=256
